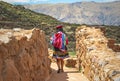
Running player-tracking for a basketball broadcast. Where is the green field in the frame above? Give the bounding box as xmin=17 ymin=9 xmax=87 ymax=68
xmin=69 ymin=51 xmax=76 ymax=57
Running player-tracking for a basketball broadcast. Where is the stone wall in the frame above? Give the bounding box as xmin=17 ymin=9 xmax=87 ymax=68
xmin=0 ymin=28 xmax=51 ymax=81
xmin=76 ymin=26 xmax=120 ymax=81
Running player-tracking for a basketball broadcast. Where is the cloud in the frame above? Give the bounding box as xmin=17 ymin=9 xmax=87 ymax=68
xmin=2 ymin=0 xmax=29 ymax=3
xmin=30 ymin=0 xmax=48 ymax=3
xmin=1 ymin=0 xmax=118 ymax=4
xmin=100 ymin=0 xmax=118 ymax=2
xmin=1 ymin=0 xmax=48 ymax=3
xmin=104 ymin=0 xmax=118 ymax=1
xmin=80 ymin=0 xmax=118 ymax=2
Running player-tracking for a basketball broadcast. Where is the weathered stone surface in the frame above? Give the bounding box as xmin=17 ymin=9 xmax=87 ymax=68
xmin=64 ymin=58 xmax=77 ymax=68
xmin=48 ymin=49 xmax=56 ymax=62
xmin=76 ymin=26 xmax=120 ymax=81
xmin=0 ymin=28 xmax=51 ymax=81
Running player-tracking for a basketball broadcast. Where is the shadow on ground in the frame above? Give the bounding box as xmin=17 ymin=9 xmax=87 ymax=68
xmin=48 ymin=68 xmax=69 ymax=81
xmin=48 ymin=68 xmax=80 ymax=81
xmin=48 ymin=63 xmax=89 ymax=81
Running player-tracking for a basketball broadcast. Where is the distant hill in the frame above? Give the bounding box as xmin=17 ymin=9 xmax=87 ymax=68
xmin=24 ymin=1 xmax=120 ymax=26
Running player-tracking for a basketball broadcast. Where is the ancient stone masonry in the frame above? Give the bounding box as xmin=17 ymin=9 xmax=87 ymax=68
xmin=0 ymin=28 xmax=51 ymax=81
xmin=76 ymin=26 xmax=120 ymax=81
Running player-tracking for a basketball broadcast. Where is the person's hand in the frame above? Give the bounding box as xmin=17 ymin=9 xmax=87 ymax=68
xmin=60 ymin=49 xmax=67 ymax=54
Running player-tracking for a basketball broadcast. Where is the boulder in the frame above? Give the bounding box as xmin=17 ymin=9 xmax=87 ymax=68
xmin=0 ymin=28 xmax=51 ymax=81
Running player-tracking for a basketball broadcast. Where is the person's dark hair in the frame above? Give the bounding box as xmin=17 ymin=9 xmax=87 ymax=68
xmin=57 ymin=27 xmax=63 ymax=32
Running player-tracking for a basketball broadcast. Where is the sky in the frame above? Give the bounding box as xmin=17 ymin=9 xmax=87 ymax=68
xmin=1 ymin=0 xmax=119 ymax=4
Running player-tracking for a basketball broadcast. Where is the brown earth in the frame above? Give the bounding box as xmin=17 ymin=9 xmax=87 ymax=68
xmin=48 ymin=63 xmax=89 ymax=81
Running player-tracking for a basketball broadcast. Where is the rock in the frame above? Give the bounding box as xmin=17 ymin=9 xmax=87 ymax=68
xmin=65 ymin=58 xmax=77 ymax=68
xmin=0 ymin=28 xmax=51 ymax=81
xmin=3 ymin=59 xmax=21 ymax=81
xmin=111 ymin=74 xmax=120 ymax=81
xmin=76 ymin=26 xmax=120 ymax=81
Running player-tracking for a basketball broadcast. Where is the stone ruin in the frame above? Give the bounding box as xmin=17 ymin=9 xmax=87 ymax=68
xmin=76 ymin=26 xmax=120 ymax=81
xmin=0 ymin=28 xmax=51 ymax=81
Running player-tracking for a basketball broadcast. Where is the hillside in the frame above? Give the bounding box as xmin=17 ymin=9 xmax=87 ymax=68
xmin=0 ymin=1 xmax=79 ymax=51
xmin=24 ymin=1 xmax=120 ymax=26
xmin=0 ymin=1 xmax=120 ymax=51
xmin=0 ymin=1 xmax=62 ymax=29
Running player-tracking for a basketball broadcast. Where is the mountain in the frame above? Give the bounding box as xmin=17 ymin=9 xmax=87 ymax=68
xmin=24 ymin=1 xmax=120 ymax=26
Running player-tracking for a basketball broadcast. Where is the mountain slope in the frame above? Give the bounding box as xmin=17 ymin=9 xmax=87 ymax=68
xmin=0 ymin=1 xmax=64 ymax=40
xmin=0 ymin=1 xmax=62 ymax=29
xmin=24 ymin=1 xmax=120 ymax=26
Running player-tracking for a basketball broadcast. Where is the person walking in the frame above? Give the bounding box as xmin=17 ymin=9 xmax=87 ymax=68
xmin=50 ymin=25 xmax=69 ymax=73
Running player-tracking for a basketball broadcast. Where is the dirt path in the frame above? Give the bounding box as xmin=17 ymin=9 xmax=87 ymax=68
xmin=48 ymin=63 xmax=89 ymax=81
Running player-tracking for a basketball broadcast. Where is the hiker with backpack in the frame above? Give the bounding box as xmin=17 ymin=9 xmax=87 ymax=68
xmin=50 ymin=25 xmax=69 ymax=73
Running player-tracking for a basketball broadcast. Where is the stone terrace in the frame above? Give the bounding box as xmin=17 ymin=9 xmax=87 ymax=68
xmin=76 ymin=26 xmax=120 ymax=81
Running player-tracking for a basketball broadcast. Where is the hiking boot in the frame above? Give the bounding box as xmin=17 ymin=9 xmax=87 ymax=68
xmin=61 ymin=69 xmax=64 ymax=72
xmin=57 ymin=69 xmax=61 ymax=73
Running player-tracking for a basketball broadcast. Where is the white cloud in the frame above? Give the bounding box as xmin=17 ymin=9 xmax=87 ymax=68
xmin=1 ymin=0 xmax=48 ymax=3
xmin=1 ymin=0 xmax=118 ymax=4
xmin=106 ymin=0 xmax=118 ymax=1
xmin=30 ymin=0 xmax=48 ymax=1
xmin=2 ymin=0 xmax=29 ymax=3
xmin=80 ymin=0 xmax=118 ymax=2
xmin=30 ymin=0 xmax=48 ymax=3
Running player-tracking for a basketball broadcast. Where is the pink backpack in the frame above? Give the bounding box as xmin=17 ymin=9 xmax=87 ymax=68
xmin=52 ymin=32 xmax=63 ymax=49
